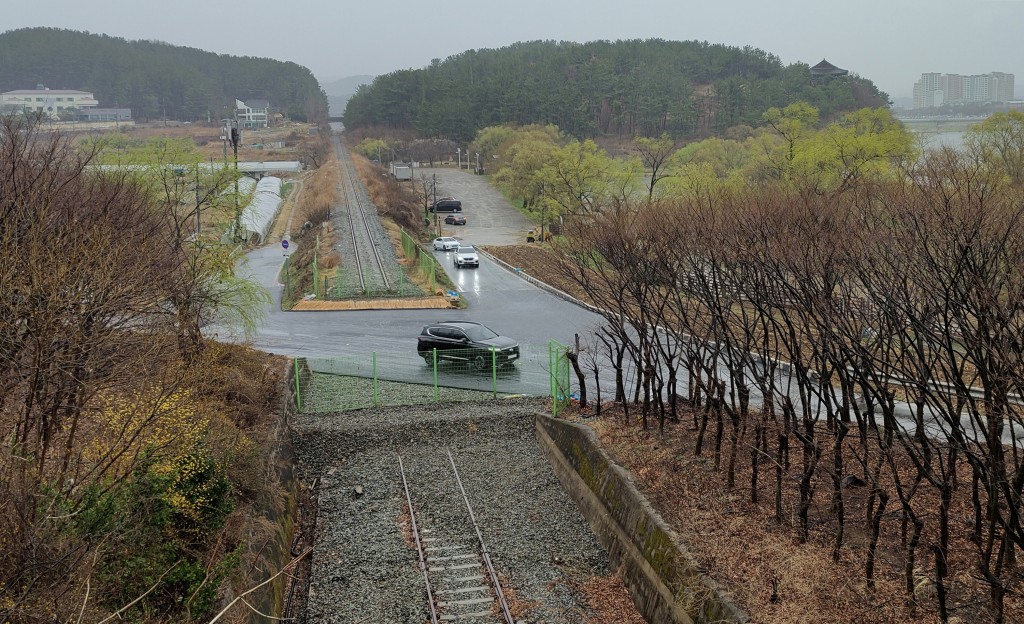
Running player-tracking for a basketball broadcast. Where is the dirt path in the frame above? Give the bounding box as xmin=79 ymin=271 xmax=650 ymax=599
xmin=269 ymin=175 xmax=306 ymax=242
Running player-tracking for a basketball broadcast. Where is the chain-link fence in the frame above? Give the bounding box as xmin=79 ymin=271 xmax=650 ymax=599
xmin=549 ymin=339 xmax=571 ymax=417
xmin=280 ymin=228 xmax=440 ymax=307
xmin=293 ymin=341 xmax=570 ymax=414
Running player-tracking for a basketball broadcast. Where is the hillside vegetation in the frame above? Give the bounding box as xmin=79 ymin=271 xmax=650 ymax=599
xmin=486 ymin=110 xmax=1024 ymax=623
xmin=342 ymin=39 xmax=888 ymax=141
xmin=0 ymin=28 xmax=328 ymax=122
xmin=0 ymin=115 xmax=292 ymax=623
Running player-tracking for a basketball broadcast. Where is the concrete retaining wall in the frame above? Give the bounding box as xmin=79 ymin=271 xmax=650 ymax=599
xmin=535 ymin=415 xmax=747 ymax=624
xmin=245 ymin=361 xmax=302 ymax=622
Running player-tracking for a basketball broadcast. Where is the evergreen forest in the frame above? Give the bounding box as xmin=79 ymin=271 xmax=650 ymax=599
xmin=342 ymin=39 xmax=889 ymax=141
xmin=0 ymin=28 xmax=329 ymax=122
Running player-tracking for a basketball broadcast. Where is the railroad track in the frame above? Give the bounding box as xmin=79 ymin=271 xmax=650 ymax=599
xmin=334 ymin=138 xmax=391 ymax=294
xmin=399 ymin=450 xmax=516 ymax=624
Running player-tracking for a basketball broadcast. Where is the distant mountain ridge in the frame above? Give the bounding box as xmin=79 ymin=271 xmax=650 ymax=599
xmin=320 ymin=74 xmax=374 ymax=117
xmin=0 ymin=27 xmax=328 ymax=122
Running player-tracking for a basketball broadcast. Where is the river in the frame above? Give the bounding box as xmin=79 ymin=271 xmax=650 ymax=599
xmin=914 ymin=130 xmax=967 ymax=151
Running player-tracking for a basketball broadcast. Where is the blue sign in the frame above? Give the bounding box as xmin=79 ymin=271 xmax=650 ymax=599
xmin=282 ymin=239 xmax=289 ymax=250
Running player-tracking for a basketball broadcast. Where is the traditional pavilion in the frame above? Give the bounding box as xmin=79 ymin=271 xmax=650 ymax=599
xmin=809 ymin=59 xmax=849 ymax=78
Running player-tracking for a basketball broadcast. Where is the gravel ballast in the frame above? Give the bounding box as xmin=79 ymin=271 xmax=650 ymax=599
xmin=292 ymin=397 xmax=613 ymax=623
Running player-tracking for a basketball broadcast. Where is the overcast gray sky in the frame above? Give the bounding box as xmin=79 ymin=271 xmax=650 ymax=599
xmin=4 ymin=0 xmax=1022 ymax=99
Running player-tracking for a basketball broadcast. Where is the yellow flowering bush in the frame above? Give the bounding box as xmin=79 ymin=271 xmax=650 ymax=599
xmin=87 ymin=388 xmax=209 ymax=476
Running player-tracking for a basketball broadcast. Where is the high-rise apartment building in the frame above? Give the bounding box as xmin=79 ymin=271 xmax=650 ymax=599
xmin=911 ymin=72 xmax=1015 ymax=108
xmin=992 ymin=72 xmax=1015 ymax=102
xmin=913 ymin=72 xmax=943 ymax=109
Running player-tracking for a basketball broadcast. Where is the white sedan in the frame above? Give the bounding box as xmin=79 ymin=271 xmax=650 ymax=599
xmin=432 ymin=236 xmax=459 ymax=251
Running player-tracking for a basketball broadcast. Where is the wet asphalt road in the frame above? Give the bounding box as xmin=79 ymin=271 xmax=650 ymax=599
xmin=239 ymin=165 xmax=604 ymax=362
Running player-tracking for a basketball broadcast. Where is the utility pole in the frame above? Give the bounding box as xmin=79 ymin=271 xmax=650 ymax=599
xmin=540 ymin=184 xmax=546 ymax=243
xmin=456 ymin=148 xmax=461 ymax=171
xmin=431 ymin=173 xmax=437 ymax=218
xmin=229 ymin=118 xmax=241 ymax=242
xmin=432 ymin=173 xmax=440 ymax=237
xmin=194 ymin=163 xmax=201 ymax=236
xmin=222 ymin=118 xmax=230 ymax=165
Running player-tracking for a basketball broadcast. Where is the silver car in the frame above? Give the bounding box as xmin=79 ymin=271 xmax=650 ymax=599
xmin=454 ymin=244 xmax=479 ymax=268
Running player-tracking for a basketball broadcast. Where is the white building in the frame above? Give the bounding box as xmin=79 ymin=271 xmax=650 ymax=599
xmin=1 ymin=87 xmax=99 ymax=116
xmin=235 ymin=98 xmax=269 ymax=129
xmin=912 ymin=72 xmax=1016 ymax=108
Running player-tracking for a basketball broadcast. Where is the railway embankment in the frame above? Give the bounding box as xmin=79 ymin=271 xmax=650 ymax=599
xmin=290 ymin=397 xmax=630 ymax=622
xmin=537 ymin=415 xmax=748 ymax=624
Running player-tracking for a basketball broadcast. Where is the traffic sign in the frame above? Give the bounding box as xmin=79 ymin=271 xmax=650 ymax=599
xmin=282 ymin=239 xmax=289 ymax=250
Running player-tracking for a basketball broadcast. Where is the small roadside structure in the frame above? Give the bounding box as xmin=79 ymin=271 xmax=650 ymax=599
xmin=390 ymin=162 xmax=413 ymax=180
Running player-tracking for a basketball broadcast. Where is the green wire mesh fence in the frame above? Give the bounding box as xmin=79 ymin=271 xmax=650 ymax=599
xmin=293 ymin=340 xmax=571 ymax=415
xmin=281 ymin=229 xmax=440 ymax=307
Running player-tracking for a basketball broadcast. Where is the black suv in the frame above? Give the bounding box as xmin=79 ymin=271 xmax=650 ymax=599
xmin=417 ymin=321 xmax=520 ymax=370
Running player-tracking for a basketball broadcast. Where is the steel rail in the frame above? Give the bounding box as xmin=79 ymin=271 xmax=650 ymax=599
xmin=398 ymin=452 xmax=441 ymax=624
xmin=352 ymin=167 xmax=391 ymax=291
xmin=446 ymin=449 xmax=516 ymax=624
xmin=341 ymin=171 xmax=367 ymax=293
xmin=339 ymin=153 xmax=390 ymax=292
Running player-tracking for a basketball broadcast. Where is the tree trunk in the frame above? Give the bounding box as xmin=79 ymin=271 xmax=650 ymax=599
xmin=566 ymin=352 xmax=587 ymax=409
xmin=774 ymin=431 xmax=786 ymax=524
xmin=694 ymin=402 xmax=710 ymax=457
xmin=866 ymin=489 xmax=889 ymax=591
xmin=713 ymin=391 xmax=724 ymax=472
xmin=904 ymin=511 xmax=923 ymax=612
xmin=831 ymin=421 xmax=849 ymax=561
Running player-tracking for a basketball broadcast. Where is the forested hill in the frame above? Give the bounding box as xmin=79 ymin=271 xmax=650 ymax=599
xmin=343 ymin=39 xmax=888 ymax=141
xmin=0 ymin=28 xmax=328 ymax=122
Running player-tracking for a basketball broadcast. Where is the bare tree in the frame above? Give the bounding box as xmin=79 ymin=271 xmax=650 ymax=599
xmin=0 ymin=115 xmax=185 ymax=617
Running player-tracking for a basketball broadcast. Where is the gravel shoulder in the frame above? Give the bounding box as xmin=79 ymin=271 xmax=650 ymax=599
xmin=293 ymin=397 xmax=633 ymax=623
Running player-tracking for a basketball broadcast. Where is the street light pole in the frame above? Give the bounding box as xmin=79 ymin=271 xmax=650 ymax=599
xmin=456 ymin=148 xmax=461 ymax=171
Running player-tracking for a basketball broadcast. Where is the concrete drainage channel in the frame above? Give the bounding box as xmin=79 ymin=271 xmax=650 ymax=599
xmin=289 ymin=395 xmax=746 ymax=624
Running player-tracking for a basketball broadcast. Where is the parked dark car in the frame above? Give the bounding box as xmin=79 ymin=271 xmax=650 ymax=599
xmin=417 ymin=321 xmax=520 ymax=370
xmin=444 ymin=214 xmax=467 ymax=225
xmin=429 ymin=198 xmax=463 ymax=213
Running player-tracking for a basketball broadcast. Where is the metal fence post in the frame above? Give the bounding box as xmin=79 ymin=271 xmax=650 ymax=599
xmin=373 ymin=352 xmax=379 ymax=406
xmin=432 ymin=348 xmax=438 ymax=401
xmin=313 ymin=235 xmax=319 ymax=298
xmin=491 ymin=347 xmax=497 ymax=398
xmin=548 ymin=341 xmax=555 ymax=417
xmin=293 ymin=358 xmax=302 ymax=413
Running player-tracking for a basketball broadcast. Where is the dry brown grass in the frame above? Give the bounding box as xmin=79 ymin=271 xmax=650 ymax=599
xmin=577 ymin=406 xmax=1019 ymax=624
xmin=290 ymin=297 xmax=452 ymax=310
xmin=126 ymin=121 xmax=319 ymax=163
xmin=574 ymin=570 xmax=648 ymax=624
xmin=350 ymin=149 xmax=427 ymax=233
xmin=295 ymin=158 xmax=340 ymax=228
